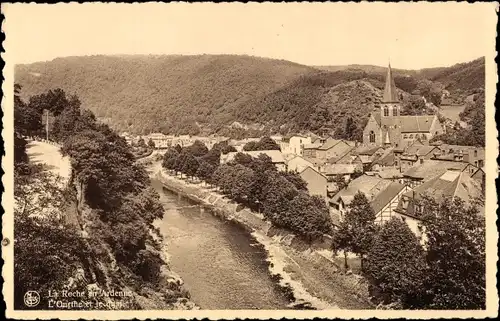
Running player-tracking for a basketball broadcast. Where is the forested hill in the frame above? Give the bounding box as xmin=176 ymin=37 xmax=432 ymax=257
xmin=15 ymin=55 xmax=484 ymax=137
xmin=15 ymin=55 xmax=317 ymax=135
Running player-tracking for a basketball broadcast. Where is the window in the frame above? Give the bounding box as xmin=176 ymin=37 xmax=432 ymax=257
xmin=475 ymin=161 xmax=478 ymax=166
xmin=415 ymin=134 xmax=420 ymax=139
xmin=369 ymin=131 xmax=375 ymax=143
xmin=384 ymin=106 xmax=389 ymax=117
xmin=409 ymin=134 xmax=414 ymax=139
xmin=421 ymin=134 xmax=427 ymax=140
xmin=478 ymin=160 xmax=484 ymax=167
xmin=419 ymin=158 xmax=424 ymax=164
xmin=403 ymin=134 xmax=408 ymax=139
xmin=474 ymin=150 xmax=478 ymax=157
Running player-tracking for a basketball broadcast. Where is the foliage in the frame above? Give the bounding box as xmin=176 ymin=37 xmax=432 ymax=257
xmin=365 ymin=217 xmax=427 ymax=307
xmin=419 ymin=196 xmax=485 ymax=309
xmin=243 ymin=136 xmax=280 ymax=151
xmin=279 ymin=171 xmax=308 ymax=191
xmin=400 ymin=95 xmax=435 ymax=116
xmin=148 ymin=138 xmax=156 ymax=149
xmin=212 ymin=140 xmax=237 ymax=154
xmin=332 ymin=192 xmax=376 ymax=269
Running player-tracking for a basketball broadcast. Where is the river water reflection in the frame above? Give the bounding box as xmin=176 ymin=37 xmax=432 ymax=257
xmin=151 ymin=179 xmax=293 ymax=309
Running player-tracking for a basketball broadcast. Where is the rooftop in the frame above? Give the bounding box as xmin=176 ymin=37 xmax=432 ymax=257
xmin=403 ymin=159 xmax=467 ymax=180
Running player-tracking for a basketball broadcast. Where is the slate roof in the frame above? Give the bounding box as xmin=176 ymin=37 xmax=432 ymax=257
xmin=383 ymin=64 xmax=400 ymax=103
xmin=370 ymin=182 xmax=406 ymax=214
xmin=403 ymin=160 xmax=467 ymax=180
xmin=331 ymin=175 xmax=393 ymax=205
xmin=396 ymin=170 xmax=483 ymax=217
xmin=318 ymin=139 xmax=344 ymax=150
xmin=376 ymin=168 xmax=403 ymax=179
xmin=404 ymin=145 xmax=438 ymax=157
xmin=399 ymin=115 xmax=437 ymax=133
xmin=322 ymin=164 xmax=360 ymax=175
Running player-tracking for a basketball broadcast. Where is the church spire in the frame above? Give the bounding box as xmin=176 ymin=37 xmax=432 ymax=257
xmin=382 ymin=62 xmax=399 ymax=103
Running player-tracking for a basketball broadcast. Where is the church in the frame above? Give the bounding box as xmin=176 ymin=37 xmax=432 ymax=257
xmin=362 ymin=64 xmax=445 ymax=148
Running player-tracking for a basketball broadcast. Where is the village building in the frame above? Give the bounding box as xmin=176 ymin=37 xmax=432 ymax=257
xmin=397 ymin=143 xmax=440 ymax=172
xmin=402 ymin=159 xmax=473 ymax=188
xmin=302 ymin=142 xmax=323 ymax=158
xmin=287 ymin=155 xmax=320 ymax=173
xmin=329 ymin=174 xmax=393 ymax=218
xmin=299 ymin=166 xmax=328 ymax=203
xmin=372 ymin=181 xmax=411 ymax=225
xmin=371 ymin=147 xmax=397 ymax=170
xmin=395 ymin=169 xmax=483 ymax=238
xmin=321 ymin=163 xmax=362 ymax=183
xmin=316 ymin=139 xmax=353 ymax=160
xmin=432 ymin=144 xmax=485 ymax=168
xmin=279 ymin=135 xmax=312 ymax=156
xmin=363 ymin=64 xmax=445 ymax=147
xmin=220 ymin=150 xmax=286 ymax=171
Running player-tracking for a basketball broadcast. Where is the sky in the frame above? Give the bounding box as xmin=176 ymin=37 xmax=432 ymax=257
xmin=3 ymin=2 xmax=497 ymax=69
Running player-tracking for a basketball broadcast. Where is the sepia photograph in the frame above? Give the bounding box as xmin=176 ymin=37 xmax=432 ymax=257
xmin=1 ymin=2 xmax=498 ymax=319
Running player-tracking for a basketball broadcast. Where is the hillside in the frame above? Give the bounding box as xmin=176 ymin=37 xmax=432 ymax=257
xmin=15 ymin=55 xmax=317 ymax=135
xmin=235 ymin=70 xmax=399 ymax=140
xmin=421 ymin=57 xmax=485 ymax=92
xmin=15 ymin=55 xmax=484 ymax=137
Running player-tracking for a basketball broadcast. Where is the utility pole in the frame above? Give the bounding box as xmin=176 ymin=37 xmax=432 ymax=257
xmin=45 ymin=109 xmax=49 ymax=141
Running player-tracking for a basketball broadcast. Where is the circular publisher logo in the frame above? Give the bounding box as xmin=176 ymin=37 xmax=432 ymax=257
xmin=24 ymin=291 xmax=40 ymax=308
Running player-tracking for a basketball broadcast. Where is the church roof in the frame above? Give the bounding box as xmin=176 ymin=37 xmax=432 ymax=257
xmin=383 ymin=63 xmax=399 ymax=103
xmin=400 ymin=115 xmax=436 ymax=133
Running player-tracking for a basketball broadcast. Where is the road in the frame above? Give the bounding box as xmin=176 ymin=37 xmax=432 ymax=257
xmin=26 ymin=140 xmax=71 ymax=180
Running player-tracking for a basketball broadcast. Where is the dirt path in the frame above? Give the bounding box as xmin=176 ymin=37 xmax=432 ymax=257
xmin=26 ymin=140 xmax=71 ymax=181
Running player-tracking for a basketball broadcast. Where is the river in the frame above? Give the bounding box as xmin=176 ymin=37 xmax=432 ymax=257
xmin=151 ymin=178 xmax=294 ymax=310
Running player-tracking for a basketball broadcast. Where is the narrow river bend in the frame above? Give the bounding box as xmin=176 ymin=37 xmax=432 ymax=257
xmin=151 ymin=179 xmax=293 ymax=309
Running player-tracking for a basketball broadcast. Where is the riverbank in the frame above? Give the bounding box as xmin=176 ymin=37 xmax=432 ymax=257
xmin=149 ymin=162 xmax=374 ymax=310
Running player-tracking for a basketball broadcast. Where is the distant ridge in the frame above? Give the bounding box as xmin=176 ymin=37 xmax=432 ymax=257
xmin=15 ymin=54 xmax=484 ymax=137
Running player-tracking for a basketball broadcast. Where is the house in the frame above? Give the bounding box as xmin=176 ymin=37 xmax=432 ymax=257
xmin=327 ymin=146 xmax=356 ymax=164
xmin=402 ymin=159 xmax=471 ymax=188
xmin=287 ymin=155 xmax=319 ymax=173
xmin=321 ymin=163 xmax=362 ymax=182
xmin=146 ymin=132 xmax=174 ymax=149
xmin=329 ymin=175 xmax=393 ymax=218
xmin=397 ymin=143 xmax=440 ymax=172
xmin=433 ymin=144 xmax=485 ymax=168
xmin=374 ymin=167 xmax=403 ymax=182
xmin=371 ymin=147 xmax=396 ymax=170
xmin=299 ymin=166 xmax=328 ymax=203
xmin=372 ymin=181 xmax=411 ymax=224
xmin=363 ymin=64 xmax=444 ymax=147
xmin=280 ymin=135 xmax=312 ymax=156
xmin=220 ymin=150 xmax=286 ymax=171
xmin=395 ymin=170 xmax=483 ymax=237
xmin=316 ymin=139 xmax=353 ymax=160
xmin=302 ymin=142 xmax=323 ymax=158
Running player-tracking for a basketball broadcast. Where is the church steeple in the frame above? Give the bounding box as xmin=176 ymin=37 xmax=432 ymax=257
xmin=382 ymin=63 xmax=399 ymax=103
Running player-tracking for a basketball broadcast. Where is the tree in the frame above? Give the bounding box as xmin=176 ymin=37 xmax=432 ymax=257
xmin=365 ymin=217 xmax=427 ymax=308
xmin=14 ymin=84 xmax=43 ymax=137
xmin=181 ymin=153 xmax=200 ymax=179
xmin=212 ymin=140 xmax=237 ymax=154
xmin=261 ymin=171 xmax=298 ymax=225
xmin=419 ymin=196 xmax=485 ymax=309
xmin=174 ymin=144 xmax=183 ymax=153
xmin=196 ymin=159 xmax=216 ymax=185
xmin=333 ymin=175 xmax=348 ymax=192
xmin=280 ymin=171 xmax=308 ymax=191
xmin=343 ymin=117 xmax=359 ymax=141
xmin=148 ymin=138 xmax=156 ymax=149
xmin=401 ymin=95 xmax=430 ymax=116
xmin=228 ymin=164 xmax=255 ymax=203
xmin=287 ymin=192 xmax=333 ymax=241
xmin=243 ymin=137 xmax=280 ymax=151
xmin=162 ymin=149 xmax=179 ymax=172
xmin=187 ymin=140 xmax=209 ymax=157
xmin=332 ymin=192 xmax=376 ymax=271
xmin=137 ymin=137 xmax=147 ymax=148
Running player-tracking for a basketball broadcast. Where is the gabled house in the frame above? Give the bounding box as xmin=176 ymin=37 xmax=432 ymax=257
xmin=395 ymin=170 xmax=483 ymax=238
xmin=299 ymin=166 xmax=328 ymax=203
xmin=432 ymin=144 xmax=485 ymax=168
xmin=280 ymin=135 xmax=312 ymax=156
xmin=372 ymin=182 xmax=411 ymax=224
xmin=329 ymin=174 xmax=393 ymax=217
xmin=397 ymin=143 xmax=440 ymax=172
xmin=402 ymin=159 xmax=470 ymax=188
xmin=316 ymin=139 xmax=353 ymax=160
xmin=287 ymin=155 xmax=320 ymax=173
